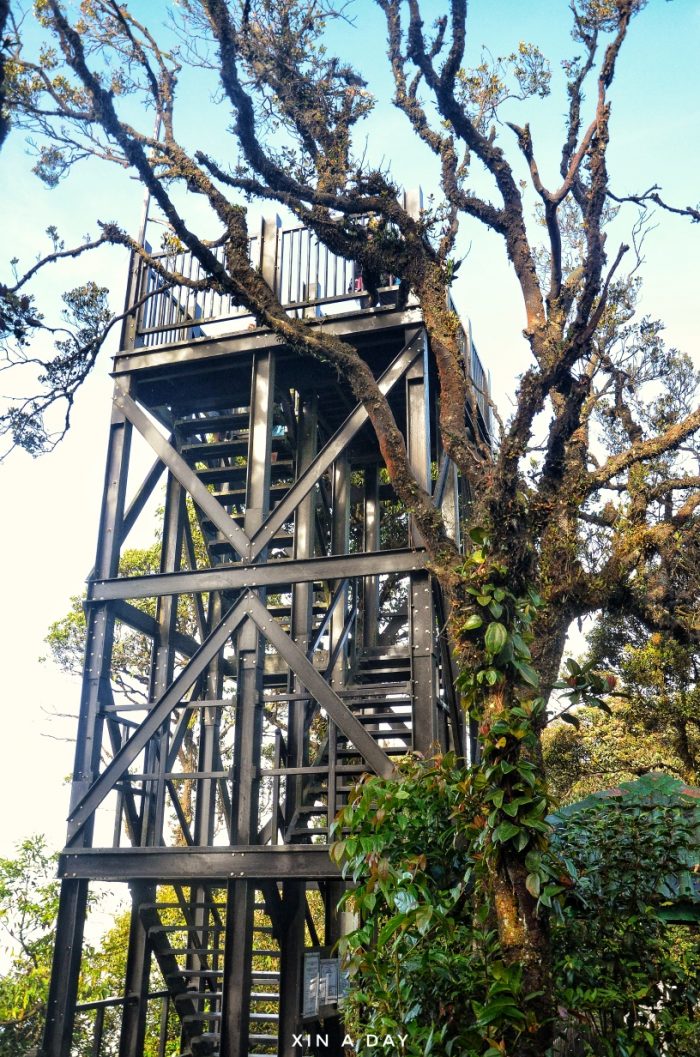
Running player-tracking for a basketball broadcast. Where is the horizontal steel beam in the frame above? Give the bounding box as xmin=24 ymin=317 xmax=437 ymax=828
xmin=58 ymin=845 xmax=340 ymax=882
xmin=88 ymin=548 xmax=427 ymax=602
xmin=112 ymin=304 xmax=423 ymax=374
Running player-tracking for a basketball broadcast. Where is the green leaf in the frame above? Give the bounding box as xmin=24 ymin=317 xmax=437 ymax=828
xmin=525 ymin=872 xmax=541 ymax=898
xmin=415 ymin=905 xmax=433 ymax=934
xmin=377 ymin=913 xmax=407 ymax=946
xmin=493 ymin=822 xmax=520 ymax=844
xmin=588 ymin=696 xmax=613 ymax=715
xmin=511 ymin=632 xmax=531 ymax=658
xmin=559 ymin=712 xmax=580 ymax=729
xmin=525 ymin=851 xmax=541 ymax=872
xmin=513 ymin=658 xmax=539 ymax=687
xmin=485 ymin=621 xmax=508 ymax=654
xmin=462 ymin=613 xmax=483 ymax=631
xmin=329 ymin=840 xmax=346 ymax=864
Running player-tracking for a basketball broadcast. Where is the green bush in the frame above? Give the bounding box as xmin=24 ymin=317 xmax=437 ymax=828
xmin=332 ymin=764 xmax=700 ymax=1057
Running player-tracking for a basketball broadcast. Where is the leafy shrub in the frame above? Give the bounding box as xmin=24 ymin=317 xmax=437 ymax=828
xmin=332 ymin=765 xmax=700 ymax=1057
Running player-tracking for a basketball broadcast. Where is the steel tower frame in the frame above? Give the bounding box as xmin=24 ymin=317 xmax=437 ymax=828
xmin=40 ymin=211 xmax=489 ymax=1057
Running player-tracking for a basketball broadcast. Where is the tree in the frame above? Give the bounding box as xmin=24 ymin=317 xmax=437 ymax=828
xmin=0 ymin=836 xmax=184 ymax=1057
xmin=2 ymin=2 xmax=700 ymax=1052
xmin=0 ymin=1 xmax=10 ymax=150
xmin=0 ymin=837 xmax=60 ymax=1055
xmin=333 ymin=761 xmax=700 ymax=1056
xmin=544 ymin=617 xmax=700 ymax=803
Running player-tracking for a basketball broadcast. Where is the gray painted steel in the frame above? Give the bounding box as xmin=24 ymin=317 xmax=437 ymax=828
xmin=42 ymin=216 xmax=483 ymax=1057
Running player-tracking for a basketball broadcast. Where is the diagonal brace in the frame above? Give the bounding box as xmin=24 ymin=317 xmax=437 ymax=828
xmin=113 ymin=386 xmax=252 ymax=560
xmin=66 ymin=595 xmax=250 ymax=844
xmin=249 ymin=332 xmax=424 ymax=559
xmin=244 ymin=593 xmax=394 ymax=778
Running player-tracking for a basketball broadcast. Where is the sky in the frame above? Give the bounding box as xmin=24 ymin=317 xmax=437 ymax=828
xmin=0 ymin=0 xmax=699 ymax=869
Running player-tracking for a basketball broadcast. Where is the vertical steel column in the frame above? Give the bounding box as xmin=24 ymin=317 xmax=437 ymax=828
xmin=194 ymin=591 xmax=223 ymax=848
xmin=222 ymin=350 xmax=275 ymax=1057
xmin=119 ymin=880 xmax=156 ymax=1057
xmin=187 ymin=591 xmax=224 ymax=1049
xmin=278 ymin=393 xmax=317 ymax=1057
xmin=406 ymin=330 xmax=439 ymax=754
xmin=119 ymin=471 xmax=183 ymax=1057
xmin=441 ymin=462 xmax=461 ymax=551
xmin=261 ymin=214 xmax=281 ymax=297
xmin=362 ymin=463 xmax=380 ymax=649
xmin=328 ymin=455 xmax=351 ymax=826
xmin=43 ymin=389 xmax=133 ymax=1057
xmin=286 ymin=393 xmax=318 ymax=815
xmin=323 ymin=460 xmax=351 ymax=1057
xmin=142 ymin=472 xmax=184 ymax=846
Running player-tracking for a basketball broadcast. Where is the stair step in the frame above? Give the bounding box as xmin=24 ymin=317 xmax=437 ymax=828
xmin=251 ymin=992 xmax=280 ymax=1000
xmin=355 ymin=672 xmax=411 ymax=684
xmin=197 ymin=462 xmax=293 ymax=486
xmin=345 ymin=681 xmax=411 ymax=694
xmin=174 ymin=413 xmax=251 ymax=435
xmin=183 ymin=436 xmax=292 ymax=462
xmin=171 ymin=969 xmax=222 ymax=979
xmin=251 ymin=971 xmax=280 ymax=980
xmin=174 ymin=991 xmax=222 ymax=1003
xmin=265 ymin=604 xmax=328 ymax=617
xmin=145 ymin=901 xmax=226 ymax=911
xmin=251 ymin=1012 xmax=279 ymax=1022
xmin=168 ymin=948 xmax=225 ymax=955
xmin=348 ymin=710 xmax=412 ymax=723
xmin=207 ymin=535 xmax=293 ymax=556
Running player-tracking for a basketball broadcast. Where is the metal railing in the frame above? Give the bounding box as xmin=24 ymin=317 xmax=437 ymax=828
xmin=123 ymin=219 xmax=372 ymax=350
xmin=122 ymin=219 xmax=491 ymax=429
xmin=73 ymin=989 xmax=175 ymax=1056
xmin=127 ymin=235 xmax=261 ymax=348
xmin=276 ymin=222 xmax=362 ymax=309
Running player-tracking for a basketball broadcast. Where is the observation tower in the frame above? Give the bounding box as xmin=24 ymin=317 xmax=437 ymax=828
xmin=42 ymin=196 xmax=490 ymax=1057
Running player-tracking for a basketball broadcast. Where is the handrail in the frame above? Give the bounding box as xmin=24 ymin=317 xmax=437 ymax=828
xmin=75 ymin=989 xmax=169 ymax=1012
xmin=121 ymin=219 xmax=491 ymax=426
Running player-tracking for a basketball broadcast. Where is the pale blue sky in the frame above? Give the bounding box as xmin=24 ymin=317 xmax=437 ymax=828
xmin=0 ymin=0 xmax=698 ymax=865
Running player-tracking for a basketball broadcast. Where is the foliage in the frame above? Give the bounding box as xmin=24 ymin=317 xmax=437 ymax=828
xmin=549 ymin=773 xmax=700 ymax=1056
xmin=0 ymin=836 xmax=60 ymax=1056
xmin=0 ymin=837 xmax=182 ymax=1057
xmin=543 ymin=612 xmax=700 ymax=805
xmin=588 ymin=615 xmax=700 ymax=781
xmin=332 ymin=767 xmax=700 ymax=1057
xmin=0 ymin=273 xmax=113 ymax=458
xmin=331 ymin=754 xmax=501 ymax=1057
